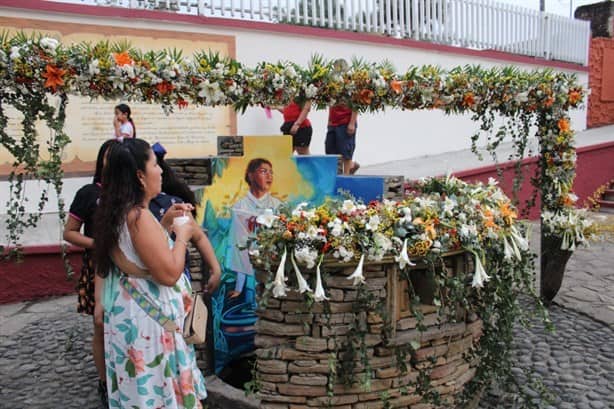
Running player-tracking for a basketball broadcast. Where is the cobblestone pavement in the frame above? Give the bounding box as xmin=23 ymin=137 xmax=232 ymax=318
xmin=0 ymin=298 xmax=103 ymax=409
xmin=554 ymin=214 xmax=614 ymax=326
xmin=1 ymin=228 xmax=613 ymax=408
xmin=478 ymin=303 xmax=614 ymax=409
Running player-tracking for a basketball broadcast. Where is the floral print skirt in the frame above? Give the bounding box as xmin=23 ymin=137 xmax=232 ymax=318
xmin=76 ymin=251 xmax=95 ymax=315
xmin=104 ymin=272 xmax=206 ymax=409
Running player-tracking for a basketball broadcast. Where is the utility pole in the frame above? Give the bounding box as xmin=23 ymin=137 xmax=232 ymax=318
xmin=540 ymin=0 xmax=545 ymax=12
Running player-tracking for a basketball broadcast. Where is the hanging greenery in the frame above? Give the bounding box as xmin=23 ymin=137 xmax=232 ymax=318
xmin=0 ymin=31 xmax=590 ymax=287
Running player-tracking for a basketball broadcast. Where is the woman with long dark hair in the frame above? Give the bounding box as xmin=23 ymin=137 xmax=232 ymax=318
xmin=94 ymin=139 xmax=207 ymax=407
xmin=150 ymin=142 xmax=221 ymax=292
xmin=63 ymin=138 xmax=118 ymax=407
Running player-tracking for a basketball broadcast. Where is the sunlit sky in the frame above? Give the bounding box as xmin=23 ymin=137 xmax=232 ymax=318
xmin=504 ymin=0 xmax=601 ymax=17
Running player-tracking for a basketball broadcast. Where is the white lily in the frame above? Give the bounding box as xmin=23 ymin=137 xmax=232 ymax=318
xmin=294 ymin=246 xmax=318 ymax=269
xmin=471 ymin=253 xmax=491 ymax=288
xmin=304 ymin=84 xmax=318 ymax=99
xmin=88 ymin=59 xmax=100 ymax=76
xmin=256 ymin=208 xmax=278 ymax=228
xmin=511 ymin=226 xmax=529 ymax=251
xmin=291 ymin=253 xmax=312 ymax=294
xmin=40 ymin=37 xmax=59 ymax=52
xmin=271 ymin=248 xmax=289 ymax=298
xmin=366 ymin=215 xmax=381 ymax=231
xmin=510 ymin=234 xmax=522 ymax=260
xmin=346 ymin=254 xmax=366 ymax=286
xmin=502 ymin=236 xmax=515 ymax=260
xmin=514 ymin=91 xmax=529 ymax=103
xmin=10 ymin=46 xmax=20 ymax=60
xmin=341 ymin=200 xmax=357 ymax=215
xmin=313 ymin=258 xmax=329 ymax=302
xmin=395 ymin=238 xmax=416 ymax=269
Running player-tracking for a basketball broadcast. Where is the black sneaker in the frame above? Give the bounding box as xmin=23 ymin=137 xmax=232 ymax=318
xmin=98 ymin=380 xmax=108 ymax=408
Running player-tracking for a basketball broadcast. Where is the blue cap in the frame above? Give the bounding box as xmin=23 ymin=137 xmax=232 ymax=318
xmin=152 ymin=142 xmax=166 ymax=159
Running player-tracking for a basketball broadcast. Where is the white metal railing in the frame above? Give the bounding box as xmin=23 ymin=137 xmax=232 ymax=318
xmin=84 ymin=0 xmax=590 ymax=65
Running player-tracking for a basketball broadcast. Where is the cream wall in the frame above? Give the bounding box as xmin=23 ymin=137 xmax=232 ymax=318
xmin=0 ymin=5 xmax=588 ymax=245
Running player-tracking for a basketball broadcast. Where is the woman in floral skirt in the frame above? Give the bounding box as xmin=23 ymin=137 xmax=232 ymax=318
xmin=94 ymin=139 xmax=207 ymax=408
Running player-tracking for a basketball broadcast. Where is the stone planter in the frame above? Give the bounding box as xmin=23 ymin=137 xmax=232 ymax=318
xmin=253 ymin=251 xmax=483 ymax=409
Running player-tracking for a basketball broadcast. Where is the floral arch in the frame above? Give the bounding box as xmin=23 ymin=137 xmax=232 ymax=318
xmin=0 ymin=33 xmax=590 ymax=300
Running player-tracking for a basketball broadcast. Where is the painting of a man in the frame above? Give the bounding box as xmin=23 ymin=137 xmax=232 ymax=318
xmin=227 ymin=158 xmax=281 ymax=298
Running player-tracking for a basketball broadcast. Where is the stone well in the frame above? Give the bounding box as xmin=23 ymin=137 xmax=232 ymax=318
xmin=253 ymin=251 xmax=483 ymax=409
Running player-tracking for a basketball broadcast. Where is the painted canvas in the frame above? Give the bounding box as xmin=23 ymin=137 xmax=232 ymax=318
xmin=194 ymin=135 xmax=340 ymax=373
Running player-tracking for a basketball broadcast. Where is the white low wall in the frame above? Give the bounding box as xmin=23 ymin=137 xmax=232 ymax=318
xmin=0 ymin=4 xmax=588 ymax=245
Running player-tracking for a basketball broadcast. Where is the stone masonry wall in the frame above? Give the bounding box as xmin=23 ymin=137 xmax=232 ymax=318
xmin=575 ymin=2 xmax=614 ymax=39
xmin=253 ymin=254 xmax=482 ymax=409
xmin=166 ymin=158 xmax=213 ymax=187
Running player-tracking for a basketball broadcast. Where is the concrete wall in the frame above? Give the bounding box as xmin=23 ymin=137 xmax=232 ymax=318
xmin=0 ymin=1 xmax=589 ymax=246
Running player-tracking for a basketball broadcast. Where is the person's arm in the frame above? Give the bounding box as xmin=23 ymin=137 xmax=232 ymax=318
xmin=290 ymin=100 xmax=312 ymax=135
xmin=93 ymin=274 xmax=105 ymax=327
xmin=347 ymin=111 xmax=358 ymax=135
xmin=63 ymin=216 xmax=94 ymax=249
xmin=159 ymin=203 xmax=195 ymax=232
xmin=129 ymin=209 xmax=190 ymax=286
xmin=191 ymin=227 xmax=222 ymax=293
xmin=113 ymin=117 xmax=122 ymax=138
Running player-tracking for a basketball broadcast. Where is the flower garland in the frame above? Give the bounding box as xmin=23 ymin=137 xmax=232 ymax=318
xmin=0 ymin=33 xmax=586 ymax=253
xmin=250 ymin=175 xmax=532 ymax=299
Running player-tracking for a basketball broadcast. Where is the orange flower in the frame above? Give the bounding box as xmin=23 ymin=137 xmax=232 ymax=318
xmin=462 ymin=92 xmax=475 ymax=107
xmin=42 ymin=64 xmax=66 ymax=91
xmin=424 ymin=221 xmax=437 ymax=240
xmin=568 ymin=90 xmax=582 ymax=105
xmin=557 ymin=118 xmax=570 ymax=133
xmin=390 ymin=80 xmax=403 ymax=94
xmin=155 ymin=81 xmax=175 ymax=95
xmin=357 ymin=88 xmax=374 ymax=105
xmin=499 ymin=202 xmax=517 ymax=225
xmin=482 ymin=209 xmax=497 ymax=229
xmin=544 ymin=96 xmax=554 ymax=108
xmin=113 ymin=51 xmax=133 ymax=66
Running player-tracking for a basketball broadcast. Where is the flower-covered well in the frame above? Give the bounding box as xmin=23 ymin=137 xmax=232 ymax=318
xmin=248 ymin=176 xmax=566 ymax=407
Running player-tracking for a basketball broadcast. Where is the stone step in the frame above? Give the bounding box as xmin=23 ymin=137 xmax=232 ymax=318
xmin=604 ymin=189 xmax=614 ymax=202
xmin=597 ymin=199 xmax=614 ymax=214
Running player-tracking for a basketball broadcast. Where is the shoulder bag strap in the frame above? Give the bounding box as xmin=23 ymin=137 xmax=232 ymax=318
xmin=119 ymin=276 xmax=180 ymax=333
